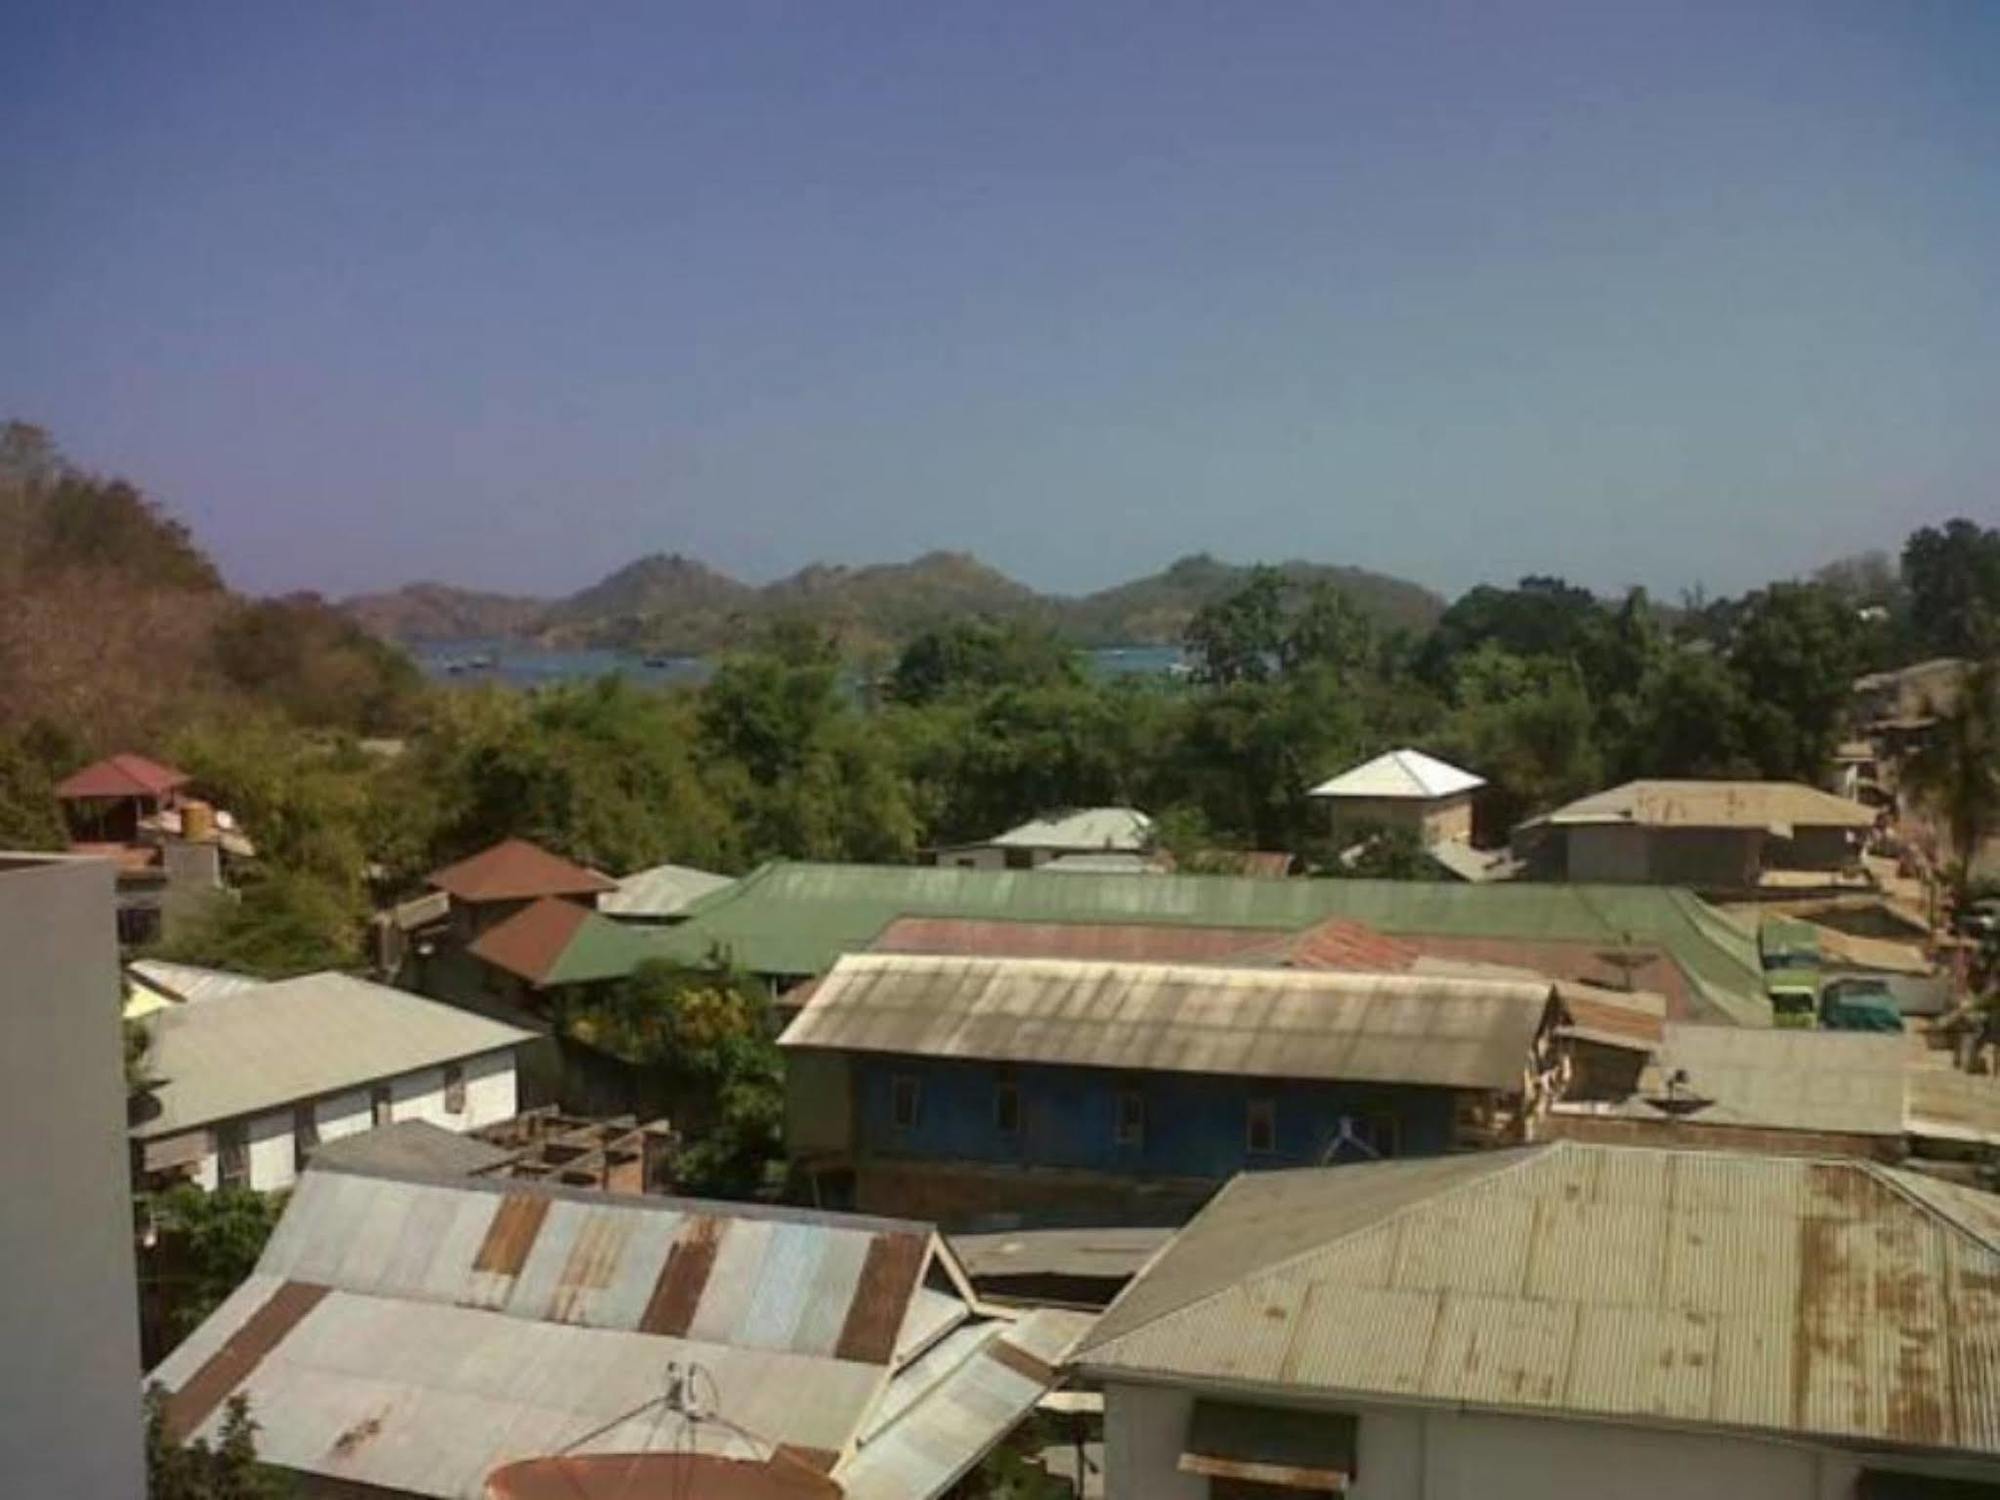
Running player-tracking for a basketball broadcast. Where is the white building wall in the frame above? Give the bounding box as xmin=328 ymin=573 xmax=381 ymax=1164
xmin=1103 ymin=1383 xmax=1870 ymax=1500
xmin=246 ymin=1108 xmax=299 ymax=1192
xmin=172 ymin=1048 xmax=520 ymax=1195
xmin=315 ymin=1089 xmax=374 ymax=1144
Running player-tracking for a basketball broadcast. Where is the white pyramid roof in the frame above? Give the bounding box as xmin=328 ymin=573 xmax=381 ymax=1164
xmin=1308 ymin=748 xmax=1483 ymax=801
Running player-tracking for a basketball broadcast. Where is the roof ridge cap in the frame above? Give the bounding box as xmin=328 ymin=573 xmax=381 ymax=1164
xmin=1073 ymin=1145 xmax=1558 ymax=1362
xmin=1872 ymin=1162 xmax=2000 ymax=1257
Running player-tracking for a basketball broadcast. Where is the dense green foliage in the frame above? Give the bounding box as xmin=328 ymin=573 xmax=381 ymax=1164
xmin=5 ymin=422 xmax=1996 ymax=968
xmin=1905 ymin=657 xmax=2000 ymax=899
xmin=147 ymin=1186 xmax=284 ymax=1342
xmin=144 ymin=1385 xmax=288 ymax=1499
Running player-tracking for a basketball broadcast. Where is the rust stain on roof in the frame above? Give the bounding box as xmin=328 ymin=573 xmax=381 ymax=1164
xmin=163 ymin=1281 xmax=328 ymax=1442
xmin=472 ymin=1194 xmax=551 ymax=1277
xmin=871 ymin=915 xmax=1274 ymax=964
xmin=546 ymin=1212 xmax=630 ymax=1323
xmin=639 ymin=1215 xmax=723 ymax=1336
xmin=835 ymin=1231 xmax=928 ymax=1364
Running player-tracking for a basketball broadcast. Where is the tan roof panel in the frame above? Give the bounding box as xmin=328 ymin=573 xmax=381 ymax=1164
xmin=1538 ymin=779 xmax=1877 ymax=832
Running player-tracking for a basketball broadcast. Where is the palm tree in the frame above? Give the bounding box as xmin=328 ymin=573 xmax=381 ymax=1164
xmin=1904 ymin=655 xmax=2000 ymax=903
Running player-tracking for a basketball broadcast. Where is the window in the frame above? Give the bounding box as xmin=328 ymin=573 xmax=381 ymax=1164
xmin=1003 ymin=848 xmax=1034 ymax=870
xmin=1246 ymin=1098 xmax=1277 ymax=1155
xmin=995 ymin=1079 xmax=1021 ymax=1137
xmin=116 ymin=905 xmax=162 ymax=948
xmin=444 ymin=1063 xmax=467 ymax=1114
xmin=216 ymin=1121 xmax=249 ymax=1190
xmin=372 ymin=1084 xmax=394 ymax=1127
xmin=891 ymin=1076 xmax=921 ymax=1131
xmin=1115 ymin=1089 xmax=1146 ymax=1147
xmin=293 ymin=1103 xmax=319 ymax=1174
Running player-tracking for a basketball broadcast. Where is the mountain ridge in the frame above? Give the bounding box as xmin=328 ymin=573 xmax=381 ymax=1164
xmin=340 ymin=549 xmax=1447 ymax=653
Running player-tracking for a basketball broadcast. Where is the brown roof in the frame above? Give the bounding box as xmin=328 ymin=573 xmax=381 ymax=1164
xmin=870 ymin=915 xmax=1274 ymax=965
xmin=466 ymin=896 xmax=595 ymax=984
xmin=1226 ymin=917 xmax=1422 ymax=972
xmin=57 ymin=753 xmax=190 ymax=800
xmin=1554 ymin=985 xmax=1668 ymax=1050
xmin=426 ymin=837 xmax=616 ymax=903
xmin=1402 ymin=934 xmax=1705 ymax=1022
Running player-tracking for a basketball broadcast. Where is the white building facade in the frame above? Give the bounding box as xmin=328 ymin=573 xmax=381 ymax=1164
xmin=133 ymin=970 xmax=534 ymax=1195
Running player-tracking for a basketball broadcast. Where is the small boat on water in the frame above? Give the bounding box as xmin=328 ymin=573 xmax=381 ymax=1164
xmin=442 ymin=652 xmax=496 ymax=675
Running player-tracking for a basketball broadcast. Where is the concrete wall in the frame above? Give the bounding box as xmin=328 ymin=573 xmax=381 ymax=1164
xmin=1102 ymin=1382 xmax=1876 ymax=1500
xmin=1566 ymin=823 xmax=1652 ymax=883
xmin=152 ymin=1047 xmax=521 ymax=1194
xmin=0 ymin=854 xmax=146 ymax=1497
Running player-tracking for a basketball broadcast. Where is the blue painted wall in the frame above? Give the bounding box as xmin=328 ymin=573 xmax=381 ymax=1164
xmin=852 ymin=1055 xmax=1461 ymax=1179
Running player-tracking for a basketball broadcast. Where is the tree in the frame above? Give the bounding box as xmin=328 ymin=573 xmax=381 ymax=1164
xmin=569 ymin=960 xmax=785 ymax=1196
xmin=0 ymin=729 xmax=64 ymax=848
xmin=887 ymin=618 xmax=1080 ymax=705
xmin=145 ymin=1186 xmax=284 ymax=1344
xmin=1904 ymin=656 xmax=2000 ymax=900
xmin=1903 ymin=519 xmax=2000 ymax=658
xmin=154 ymin=870 xmax=364 ymax=978
xmin=1616 ymin=647 xmax=1759 ymax=779
xmin=1440 ymin=650 xmax=1602 ymax=830
xmin=1416 ymin=576 xmax=1603 ymax=690
xmin=144 ymin=1385 xmax=288 ymax=1500
xmin=1725 ymin=582 xmax=1861 ymax=780
xmin=1183 ymin=566 xmax=1286 ymax=686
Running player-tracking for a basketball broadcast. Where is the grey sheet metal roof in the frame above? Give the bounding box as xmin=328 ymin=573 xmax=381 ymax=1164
xmin=302 ymin=1120 xmax=518 ymax=1178
xmin=989 ymin=807 xmax=1154 ymax=852
xmin=779 ymin=953 xmax=1553 ymax=1091
xmin=600 ymin=861 xmax=736 ymax=918
xmin=127 ymin=957 xmax=262 ymax=1004
xmin=1906 ymin=1067 xmax=2000 ymax=1147
xmin=950 ymin=1226 xmax=1175 ymax=1282
xmin=132 ymin=973 xmax=535 ymax=1139
xmin=1072 ymin=1142 xmax=2000 ymax=1459
xmin=1623 ymin=1023 xmax=1911 ymax=1137
xmin=150 ymin=1168 xmax=1063 ymax=1498
xmin=842 ymin=1307 xmax=1093 ymax=1500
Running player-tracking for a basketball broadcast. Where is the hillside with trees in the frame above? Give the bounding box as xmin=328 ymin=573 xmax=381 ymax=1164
xmin=339 ymin=547 xmax=1447 ymax=655
xmin=6 ymin=419 xmax=1996 ymax=981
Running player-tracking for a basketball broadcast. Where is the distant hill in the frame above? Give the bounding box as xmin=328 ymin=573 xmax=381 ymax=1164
xmin=341 ymin=549 xmax=1447 ymax=654
xmin=1060 ymin=554 xmax=1445 ymax=645
xmin=340 ymin=581 xmax=548 ymax=642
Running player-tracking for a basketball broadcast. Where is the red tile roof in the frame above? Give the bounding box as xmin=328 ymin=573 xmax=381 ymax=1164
xmin=467 ymin=896 xmax=594 ymax=984
xmin=56 ymin=753 xmax=190 ymax=800
xmin=426 ymin=838 xmax=616 ymax=903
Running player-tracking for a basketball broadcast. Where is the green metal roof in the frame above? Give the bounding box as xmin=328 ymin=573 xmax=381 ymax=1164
xmin=659 ymin=862 xmax=1771 ymax=1025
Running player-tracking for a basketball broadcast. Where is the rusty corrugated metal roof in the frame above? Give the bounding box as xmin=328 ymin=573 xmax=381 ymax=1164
xmin=871 ymin=915 xmax=1275 ymax=964
xmin=466 ymin=896 xmax=595 ymax=984
xmin=150 ymin=1167 xmax=1062 ymax=1498
xmin=426 ymin=837 xmax=617 ymax=903
xmin=1072 ymin=1142 xmax=2000 ymax=1459
xmin=1225 ymin=917 xmax=1423 ymax=973
xmin=779 ymin=953 xmax=1553 ymax=1091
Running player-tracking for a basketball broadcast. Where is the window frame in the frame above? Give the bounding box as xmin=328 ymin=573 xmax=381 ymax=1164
xmin=215 ymin=1120 xmax=250 ymax=1190
xmin=371 ymin=1083 xmax=394 ymax=1128
xmin=1245 ymin=1097 xmax=1278 ymax=1156
xmin=890 ymin=1075 xmax=922 ymax=1132
xmin=1115 ymin=1088 xmax=1146 ymax=1148
xmin=292 ymin=1101 xmax=319 ymax=1174
xmin=994 ymin=1077 xmax=1022 ymax=1138
xmin=443 ymin=1062 xmax=467 ymax=1114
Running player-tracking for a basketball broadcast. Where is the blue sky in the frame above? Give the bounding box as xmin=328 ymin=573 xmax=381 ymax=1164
xmin=3 ymin=2 xmax=1995 ymax=600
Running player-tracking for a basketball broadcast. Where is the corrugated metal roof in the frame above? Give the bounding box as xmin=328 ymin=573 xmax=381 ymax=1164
xmin=950 ymin=1227 xmax=1174 ymax=1282
xmin=600 ymin=862 xmax=736 ymax=918
xmin=1308 ymin=748 xmax=1483 ymax=800
xmin=1570 ymin=1024 xmax=1912 ymax=1137
xmin=1536 ymin=779 xmax=1877 ymax=831
xmin=871 ymin=916 xmax=1277 ymax=965
xmin=841 ymin=1307 xmax=1093 ymax=1500
xmin=56 ymin=751 xmax=189 ymax=799
xmin=658 ymin=862 xmax=1769 ymax=1025
xmin=152 ymin=1169 xmax=1064 ymax=1499
xmin=127 ymin=958 xmax=263 ymax=1005
xmin=1042 ymin=852 xmax=1164 ymax=874
xmin=779 ymin=953 xmax=1553 ymax=1091
xmin=426 ymin=838 xmax=617 ymax=903
xmin=1072 ymin=1142 xmax=2000 ymax=1459
xmin=1906 ymin=1068 xmax=2000 ymax=1147
xmin=1224 ymin=917 xmax=1423 ymax=973
xmin=989 ymin=807 xmax=1154 ymax=852
xmin=133 ymin=974 xmax=536 ymax=1138
xmin=469 ymin=897 xmax=684 ymax=987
